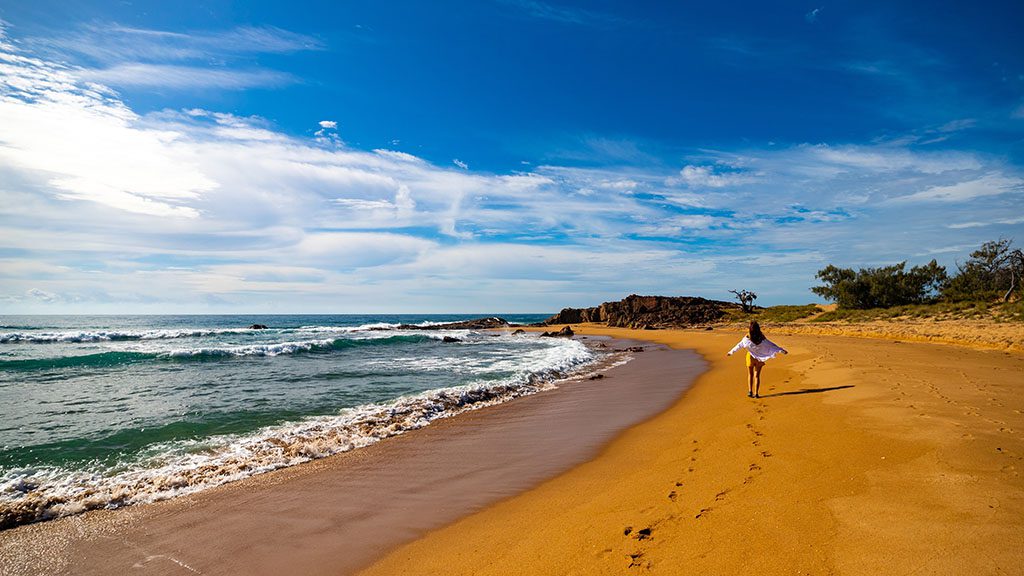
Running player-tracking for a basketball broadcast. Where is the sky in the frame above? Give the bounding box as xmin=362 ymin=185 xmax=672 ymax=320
xmin=0 ymin=0 xmax=1022 ymax=314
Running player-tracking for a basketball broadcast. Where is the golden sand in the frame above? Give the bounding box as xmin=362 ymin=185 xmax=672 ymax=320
xmin=362 ymin=325 xmax=1024 ymax=575
xmin=769 ymin=320 xmax=1023 ymax=352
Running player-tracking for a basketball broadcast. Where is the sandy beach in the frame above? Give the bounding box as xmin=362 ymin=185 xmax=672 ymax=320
xmin=362 ymin=325 xmax=1024 ymax=575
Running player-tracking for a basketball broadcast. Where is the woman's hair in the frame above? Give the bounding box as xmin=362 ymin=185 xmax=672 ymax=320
xmin=748 ymin=321 xmax=765 ymax=345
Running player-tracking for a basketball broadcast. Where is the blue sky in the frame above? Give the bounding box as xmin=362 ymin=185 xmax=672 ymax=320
xmin=1 ymin=1 xmax=1022 ymax=313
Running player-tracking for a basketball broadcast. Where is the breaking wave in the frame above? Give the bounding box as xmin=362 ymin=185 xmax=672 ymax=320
xmin=0 ymin=328 xmax=254 ymax=344
xmin=0 ymin=334 xmax=447 ymax=371
xmin=0 ymin=338 xmax=599 ymax=529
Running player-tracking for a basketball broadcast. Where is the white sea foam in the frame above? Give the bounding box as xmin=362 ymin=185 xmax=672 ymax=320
xmin=159 ymin=338 xmax=342 ymax=358
xmin=293 ymin=321 xmax=453 ymax=334
xmin=152 ymin=332 xmax=458 ymax=359
xmin=0 ymin=338 xmax=597 ymax=528
xmin=0 ymin=322 xmax=486 ymax=344
xmin=0 ymin=328 xmax=255 ymax=344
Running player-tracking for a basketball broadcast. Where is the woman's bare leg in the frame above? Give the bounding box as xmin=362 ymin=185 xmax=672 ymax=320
xmin=753 ymin=364 xmax=763 ymax=397
xmin=747 ymin=365 xmax=755 ymax=396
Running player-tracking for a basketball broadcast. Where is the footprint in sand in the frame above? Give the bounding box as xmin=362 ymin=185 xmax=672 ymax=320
xmin=626 ymin=551 xmax=647 ymax=569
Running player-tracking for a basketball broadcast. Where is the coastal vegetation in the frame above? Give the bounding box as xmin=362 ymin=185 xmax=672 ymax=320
xmin=810 ymin=299 xmax=1024 ymax=323
xmin=733 ymin=304 xmax=821 ymax=323
xmin=812 ymin=238 xmax=1022 ymax=310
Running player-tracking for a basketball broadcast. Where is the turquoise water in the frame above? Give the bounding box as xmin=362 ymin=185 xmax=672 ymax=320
xmin=0 ymin=314 xmax=597 ymax=529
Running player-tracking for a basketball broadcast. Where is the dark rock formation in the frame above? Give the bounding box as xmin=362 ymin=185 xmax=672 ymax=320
xmin=396 ymin=317 xmax=510 ymax=330
xmin=442 ymin=336 xmax=461 ymax=343
xmin=540 ymin=325 xmax=575 ymax=338
xmin=248 ymin=324 xmax=269 ymax=330
xmin=511 ymin=329 xmax=526 ymax=335
xmin=544 ymin=294 xmax=739 ymax=329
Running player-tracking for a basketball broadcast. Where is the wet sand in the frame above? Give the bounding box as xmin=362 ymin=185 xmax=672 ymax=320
xmin=0 ymin=339 xmax=704 ymax=575
xmin=363 ymin=325 xmax=1024 ymax=575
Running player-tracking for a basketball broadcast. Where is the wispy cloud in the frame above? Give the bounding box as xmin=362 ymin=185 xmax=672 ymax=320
xmin=948 ymin=216 xmax=1024 ymax=229
xmin=894 ymin=174 xmax=1023 ymax=203
xmin=77 ymin=63 xmax=295 ymax=89
xmin=24 ymin=22 xmax=320 ymax=90
xmin=33 ymin=23 xmax=323 ymax=64
xmin=497 ymin=0 xmax=623 ymax=27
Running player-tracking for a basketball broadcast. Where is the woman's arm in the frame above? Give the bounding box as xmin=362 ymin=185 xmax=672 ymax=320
xmin=727 ymin=338 xmax=748 ymax=356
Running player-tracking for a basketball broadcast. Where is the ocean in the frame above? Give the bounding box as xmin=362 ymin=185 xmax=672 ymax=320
xmin=0 ymin=314 xmax=603 ymax=529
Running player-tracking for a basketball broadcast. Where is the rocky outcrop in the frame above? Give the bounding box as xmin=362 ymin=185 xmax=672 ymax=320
xmin=540 ymin=325 xmax=574 ymax=338
xmin=397 ymin=317 xmax=511 ymax=330
xmin=248 ymin=324 xmax=269 ymax=330
xmin=544 ymin=294 xmax=739 ymax=329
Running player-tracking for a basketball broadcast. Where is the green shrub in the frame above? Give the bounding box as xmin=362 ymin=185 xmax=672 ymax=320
xmin=811 ymin=260 xmax=947 ymax=309
xmin=943 ymin=239 xmax=1024 ymax=302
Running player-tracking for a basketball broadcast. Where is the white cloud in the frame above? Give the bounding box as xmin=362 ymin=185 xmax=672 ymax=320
xmin=0 ymin=56 xmax=218 ymax=216
xmin=672 ymin=165 xmax=757 ymax=188
xmin=453 ymin=158 xmax=468 ymax=170
xmin=807 ymin=144 xmax=980 ymax=174
xmin=636 ymin=215 xmax=719 ymax=237
xmin=23 ymin=23 xmax=320 ymax=91
xmin=318 ymin=120 xmax=337 ymax=129
xmin=947 ymin=215 xmax=1024 ymax=229
xmin=26 ymin=288 xmax=58 ymax=302
xmin=77 ymin=63 xmax=294 ymax=89
xmin=33 ymin=23 xmax=323 ymax=63
xmin=895 ymin=173 xmax=1022 ymax=203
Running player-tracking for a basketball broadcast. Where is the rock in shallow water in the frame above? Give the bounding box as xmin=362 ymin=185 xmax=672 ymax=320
xmin=540 ymin=326 xmax=574 ymax=338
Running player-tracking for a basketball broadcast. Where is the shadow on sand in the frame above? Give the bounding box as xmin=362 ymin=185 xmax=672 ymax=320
xmin=762 ymin=385 xmax=855 ymax=398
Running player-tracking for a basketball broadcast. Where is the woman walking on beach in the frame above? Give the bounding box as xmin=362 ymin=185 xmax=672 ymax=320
xmin=727 ymin=321 xmax=787 ymax=398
